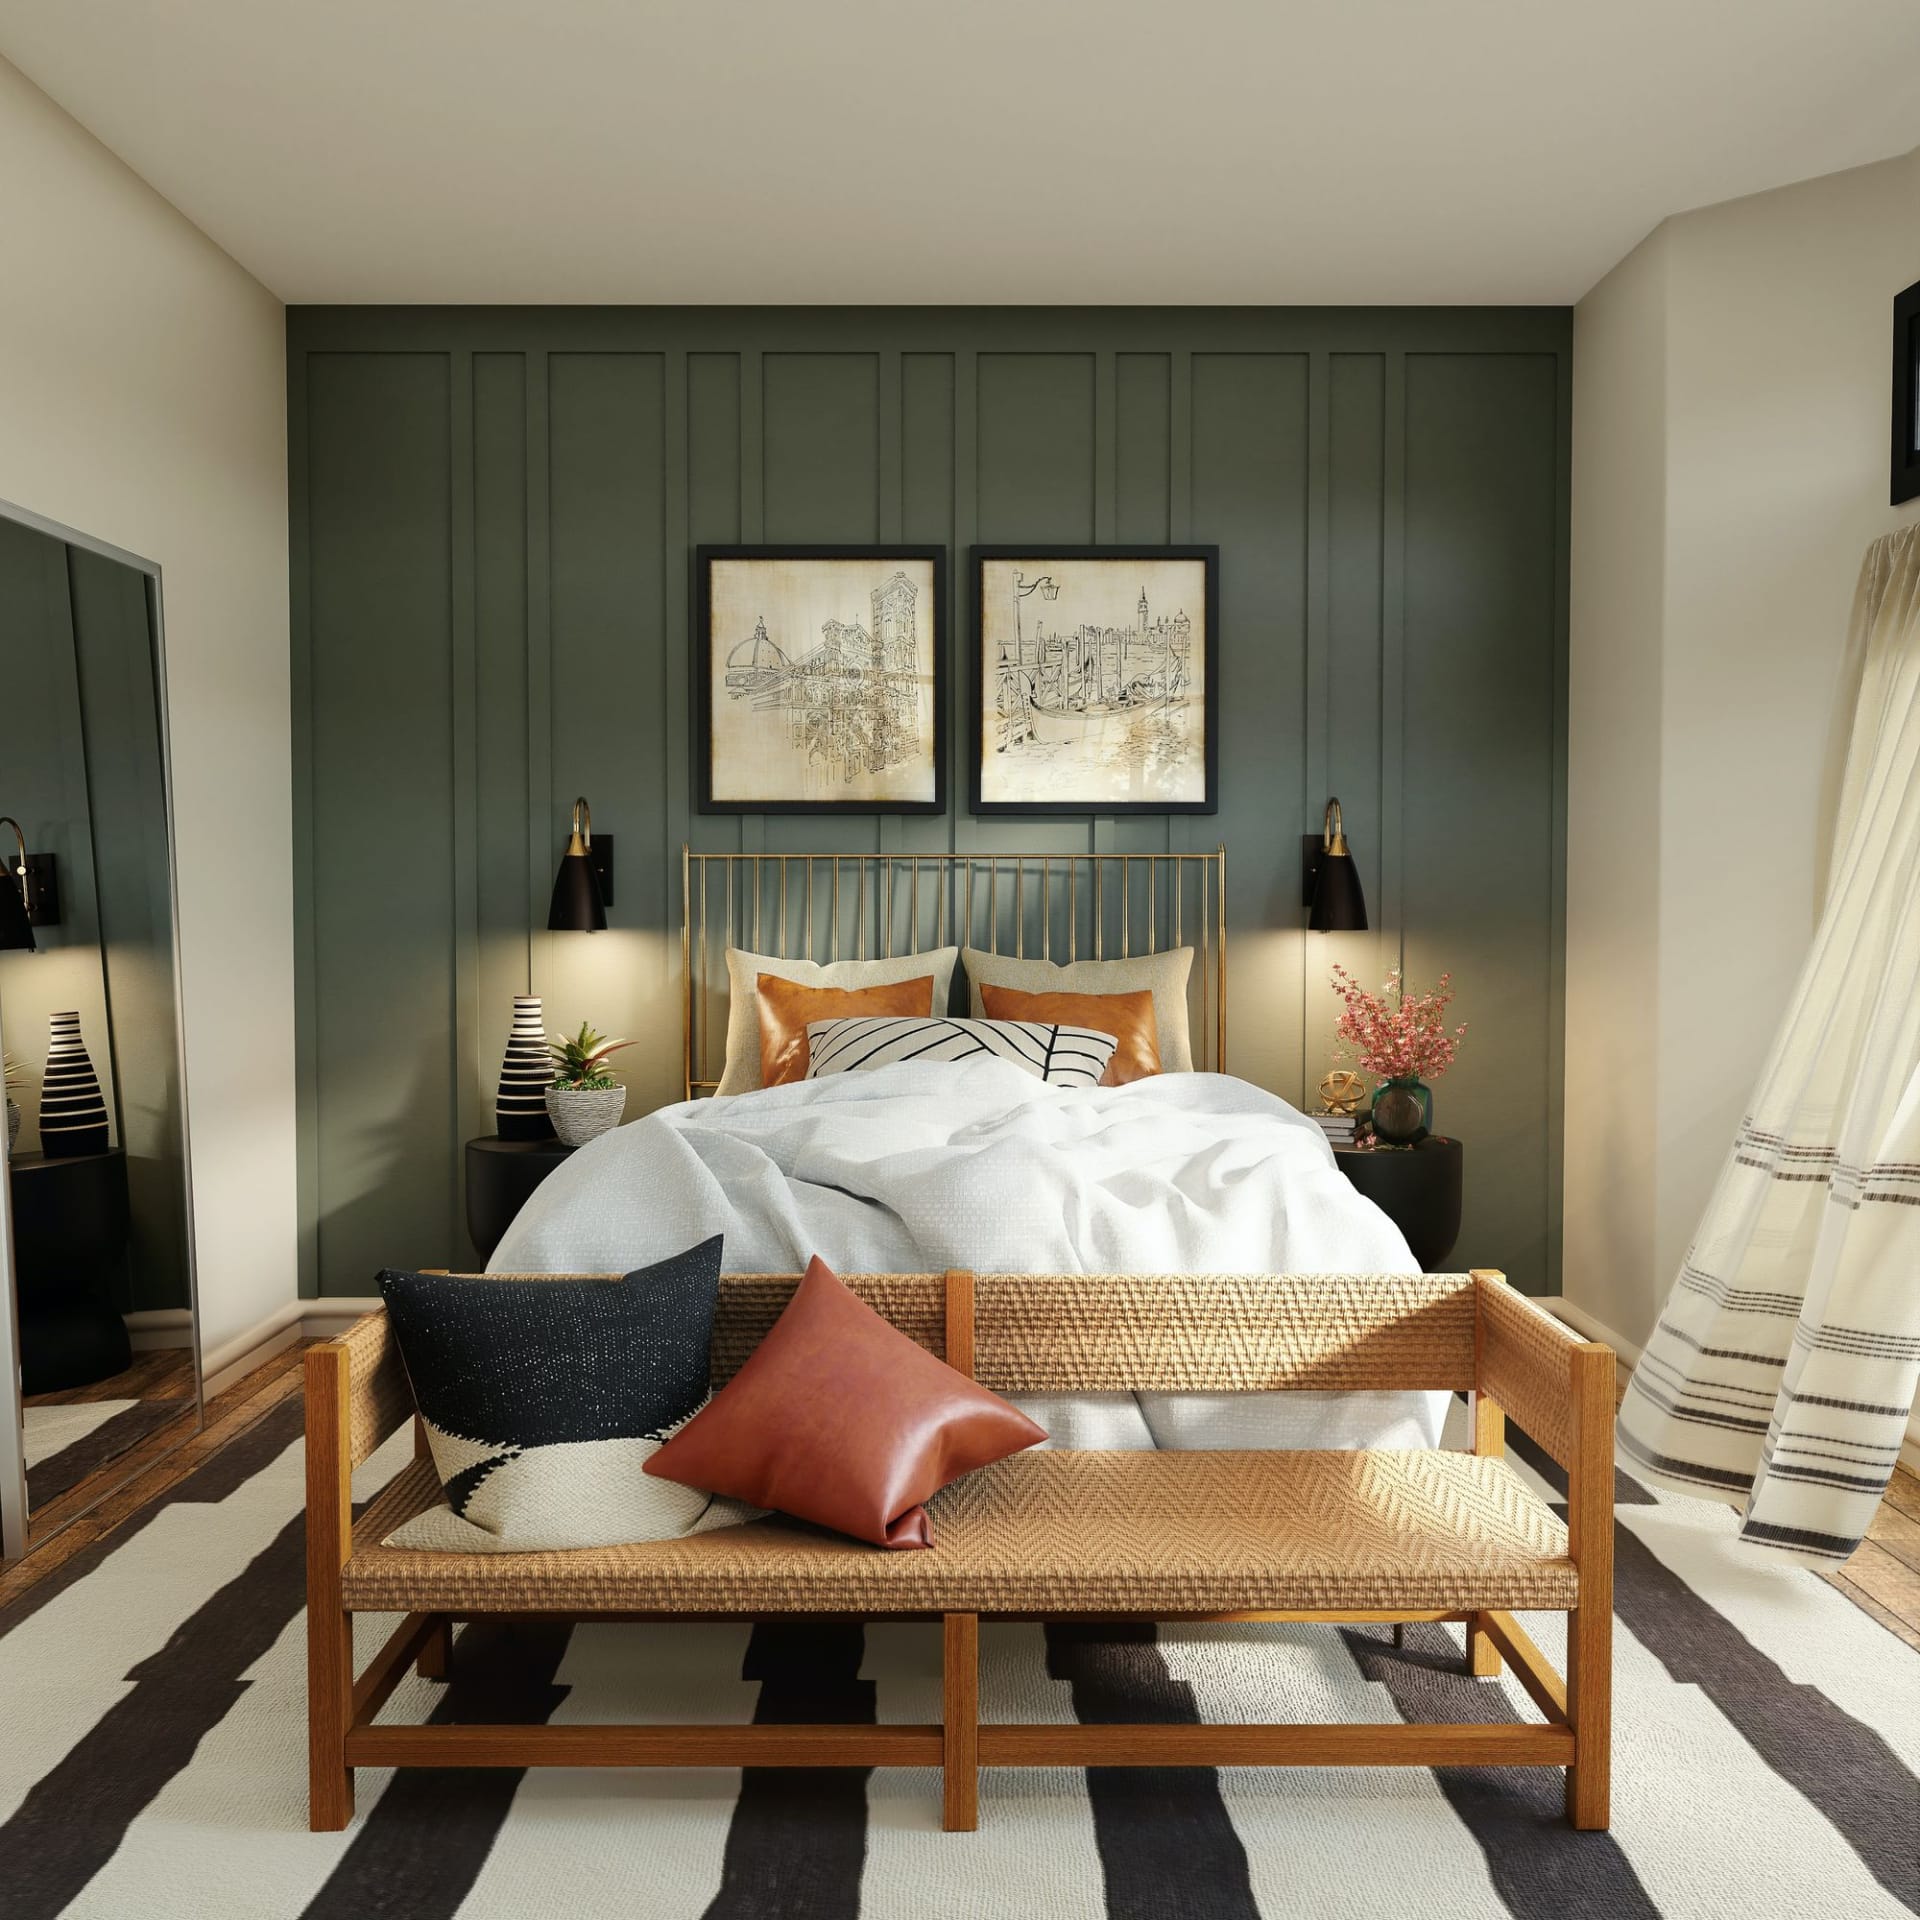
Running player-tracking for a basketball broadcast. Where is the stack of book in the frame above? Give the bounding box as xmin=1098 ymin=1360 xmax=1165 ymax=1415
xmin=1310 ymin=1108 xmax=1361 ymax=1149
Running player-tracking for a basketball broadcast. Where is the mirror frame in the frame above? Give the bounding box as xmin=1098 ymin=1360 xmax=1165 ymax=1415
xmin=0 ymin=494 xmax=204 ymax=1562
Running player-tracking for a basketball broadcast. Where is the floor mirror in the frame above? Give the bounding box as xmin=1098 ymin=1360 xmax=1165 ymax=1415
xmin=0 ymin=499 xmax=202 ymax=1563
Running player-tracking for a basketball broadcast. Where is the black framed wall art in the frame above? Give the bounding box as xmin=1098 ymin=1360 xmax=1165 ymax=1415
xmin=1894 ymin=277 xmax=1919 ymax=507
xmin=696 ymin=546 xmax=947 ymax=813
xmin=970 ymin=547 xmax=1219 ymax=815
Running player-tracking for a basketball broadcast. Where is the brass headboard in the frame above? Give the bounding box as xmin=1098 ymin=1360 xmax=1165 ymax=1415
xmin=682 ymin=846 xmax=1227 ymax=1098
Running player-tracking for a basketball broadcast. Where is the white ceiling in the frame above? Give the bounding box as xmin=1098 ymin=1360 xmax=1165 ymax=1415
xmin=3 ymin=0 xmax=1917 ymax=306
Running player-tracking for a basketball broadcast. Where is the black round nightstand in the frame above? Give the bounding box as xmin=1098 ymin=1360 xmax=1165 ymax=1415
xmin=9 ymin=1146 xmax=134 ymax=1392
xmin=1334 ymin=1136 xmax=1464 ymax=1271
xmin=464 ymin=1135 xmax=577 ymax=1264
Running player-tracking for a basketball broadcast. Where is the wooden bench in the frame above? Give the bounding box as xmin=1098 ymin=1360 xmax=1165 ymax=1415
xmin=305 ymin=1267 xmax=1613 ymax=1833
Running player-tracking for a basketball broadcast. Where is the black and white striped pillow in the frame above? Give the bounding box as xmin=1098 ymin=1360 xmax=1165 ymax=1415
xmin=804 ymin=1016 xmax=1119 ymax=1089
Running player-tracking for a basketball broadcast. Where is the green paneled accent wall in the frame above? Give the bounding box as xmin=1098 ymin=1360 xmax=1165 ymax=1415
xmin=288 ymin=308 xmax=1571 ymax=1299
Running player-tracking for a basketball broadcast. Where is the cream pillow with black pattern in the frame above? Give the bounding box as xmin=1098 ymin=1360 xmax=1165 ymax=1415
xmin=806 ymin=1015 xmax=1119 ymax=1090
xmin=377 ymin=1237 xmax=760 ymax=1552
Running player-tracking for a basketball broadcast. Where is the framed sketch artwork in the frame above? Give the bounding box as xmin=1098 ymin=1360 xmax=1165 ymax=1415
xmin=971 ymin=547 xmax=1219 ymax=815
xmin=696 ymin=546 xmax=947 ymax=813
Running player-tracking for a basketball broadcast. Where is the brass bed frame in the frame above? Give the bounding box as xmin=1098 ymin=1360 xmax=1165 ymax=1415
xmin=681 ymin=845 xmax=1228 ymax=1098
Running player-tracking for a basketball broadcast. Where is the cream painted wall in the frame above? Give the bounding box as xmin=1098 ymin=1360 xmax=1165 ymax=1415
xmin=1567 ymin=146 xmax=1920 ymax=1347
xmin=0 ymin=56 xmax=294 ymax=1356
xmin=1565 ymin=226 xmax=1671 ymax=1343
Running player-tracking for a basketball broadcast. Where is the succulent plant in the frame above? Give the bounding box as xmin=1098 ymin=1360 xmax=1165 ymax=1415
xmin=3 ymin=1049 xmax=22 ymax=1092
xmin=548 ymin=1021 xmax=632 ymax=1092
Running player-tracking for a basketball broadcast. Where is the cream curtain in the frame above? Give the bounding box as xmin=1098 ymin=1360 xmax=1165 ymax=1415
xmin=1619 ymin=524 xmax=1920 ymax=1565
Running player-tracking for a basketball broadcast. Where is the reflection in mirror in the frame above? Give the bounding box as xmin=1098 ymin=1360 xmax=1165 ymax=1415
xmin=0 ymin=506 xmax=200 ymax=1561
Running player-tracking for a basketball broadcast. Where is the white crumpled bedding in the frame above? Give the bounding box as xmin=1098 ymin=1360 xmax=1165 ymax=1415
xmin=492 ymin=1059 xmax=1446 ymax=1450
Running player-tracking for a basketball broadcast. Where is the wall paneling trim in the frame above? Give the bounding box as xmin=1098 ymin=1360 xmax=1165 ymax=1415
xmin=288 ymin=309 xmax=1571 ymax=1298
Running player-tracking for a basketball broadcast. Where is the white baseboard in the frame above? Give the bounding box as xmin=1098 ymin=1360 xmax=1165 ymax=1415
xmin=199 ymin=1297 xmax=382 ymax=1401
xmin=201 ymin=1325 xmax=300 ymax=1401
xmin=1539 ymin=1292 xmax=1920 ymax=1479
xmin=303 ymin=1297 xmax=384 ymax=1339
xmin=123 ymin=1308 xmax=195 ymax=1352
xmin=1538 ymin=1293 xmax=1644 ymax=1368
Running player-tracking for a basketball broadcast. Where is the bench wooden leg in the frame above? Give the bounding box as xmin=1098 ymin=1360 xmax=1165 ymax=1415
xmin=1564 ymin=1339 xmax=1614 ymax=1830
xmin=308 ymin=1601 xmax=355 ymax=1832
xmin=943 ymin=1612 xmax=979 ymax=1832
xmin=1564 ymin=1602 xmax=1611 ymax=1829
xmin=1465 ymin=1611 xmax=1502 ymax=1677
xmin=417 ymin=1615 xmax=453 ymax=1681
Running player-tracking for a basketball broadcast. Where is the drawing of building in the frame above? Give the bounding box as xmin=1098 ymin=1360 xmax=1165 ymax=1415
xmin=724 ymin=617 xmax=794 ymax=706
xmin=725 ymin=571 xmax=922 ymax=785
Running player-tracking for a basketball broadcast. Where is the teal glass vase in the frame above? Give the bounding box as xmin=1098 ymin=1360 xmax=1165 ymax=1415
xmin=1370 ymin=1074 xmax=1432 ymax=1145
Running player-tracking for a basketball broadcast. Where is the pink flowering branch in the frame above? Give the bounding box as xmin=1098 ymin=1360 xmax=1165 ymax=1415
xmin=1329 ymin=966 xmax=1467 ymax=1082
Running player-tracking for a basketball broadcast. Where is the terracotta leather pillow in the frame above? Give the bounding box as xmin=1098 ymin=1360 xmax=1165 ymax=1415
xmin=756 ymin=973 xmax=935 ymax=1087
xmin=977 ymin=982 xmax=1161 ymax=1085
xmin=645 ymin=1255 xmax=1045 ymax=1548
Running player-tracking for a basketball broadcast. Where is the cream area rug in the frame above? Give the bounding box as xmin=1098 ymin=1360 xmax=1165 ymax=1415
xmin=0 ymin=1399 xmax=1913 ymax=1919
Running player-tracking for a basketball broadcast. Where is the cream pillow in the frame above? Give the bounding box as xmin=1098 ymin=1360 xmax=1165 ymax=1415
xmin=715 ymin=946 xmax=960 ymax=1095
xmin=959 ymin=946 xmax=1196 ymax=1072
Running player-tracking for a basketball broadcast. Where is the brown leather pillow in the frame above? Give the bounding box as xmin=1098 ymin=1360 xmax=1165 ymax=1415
xmin=977 ymin=982 xmax=1161 ymax=1085
xmin=645 ymin=1255 xmax=1045 ymax=1548
xmin=756 ymin=973 xmax=935 ymax=1087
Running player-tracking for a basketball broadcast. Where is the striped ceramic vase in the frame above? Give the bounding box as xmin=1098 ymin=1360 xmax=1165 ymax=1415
xmin=40 ymin=1011 xmax=110 ymax=1156
xmin=495 ymin=995 xmax=556 ymax=1141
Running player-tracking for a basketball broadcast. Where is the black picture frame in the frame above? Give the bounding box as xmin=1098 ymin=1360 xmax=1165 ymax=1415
xmin=695 ymin=545 xmax=948 ymax=815
xmin=1894 ymin=277 xmax=1920 ymax=508
xmin=969 ymin=545 xmax=1220 ymax=817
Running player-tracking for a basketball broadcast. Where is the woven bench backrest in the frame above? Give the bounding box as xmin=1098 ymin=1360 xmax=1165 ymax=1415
xmin=344 ymin=1269 xmax=1480 ymax=1466
xmin=460 ymin=1270 xmax=1478 ymax=1392
xmin=711 ymin=1274 xmax=947 ymax=1383
xmin=974 ymin=1273 xmax=1475 ymax=1392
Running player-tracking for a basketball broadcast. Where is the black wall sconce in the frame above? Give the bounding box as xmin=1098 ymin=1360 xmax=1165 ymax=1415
xmin=0 ymin=815 xmax=59 ymax=950
xmin=1300 ymin=797 xmax=1368 ymax=932
xmin=547 ymin=796 xmax=614 ymax=932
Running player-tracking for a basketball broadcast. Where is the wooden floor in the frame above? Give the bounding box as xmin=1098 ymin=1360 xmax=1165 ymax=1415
xmin=1828 ymin=1470 xmax=1920 ymax=1651
xmin=20 ymin=1345 xmax=201 ymax=1553
xmin=5 ymin=1339 xmax=1919 ymax=1651
xmin=3 ymin=1342 xmax=301 ymax=1604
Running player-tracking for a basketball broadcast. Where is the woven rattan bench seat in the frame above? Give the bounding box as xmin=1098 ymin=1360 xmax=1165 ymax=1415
xmin=342 ymin=1447 xmax=1576 ymax=1616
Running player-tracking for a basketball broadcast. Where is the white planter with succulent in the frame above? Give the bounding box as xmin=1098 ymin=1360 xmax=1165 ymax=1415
xmin=544 ymin=1022 xmax=633 ymax=1147
xmin=4 ymin=1050 xmax=23 ymax=1157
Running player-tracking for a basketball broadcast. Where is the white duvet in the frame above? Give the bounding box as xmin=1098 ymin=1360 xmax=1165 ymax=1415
xmin=492 ymin=1060 xmax=1446 ymax=1450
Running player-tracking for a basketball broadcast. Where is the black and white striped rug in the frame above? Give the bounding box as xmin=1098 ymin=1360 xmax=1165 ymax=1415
xmin=1 ymin=1399 xmax=1914 ymax=1920
xmin=23 ymin=1400 xmax=191 ymax=1512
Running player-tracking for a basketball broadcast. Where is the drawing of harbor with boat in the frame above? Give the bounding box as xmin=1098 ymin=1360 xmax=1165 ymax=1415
xmin=980 ymin=555 xmax=1207 ymax=808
